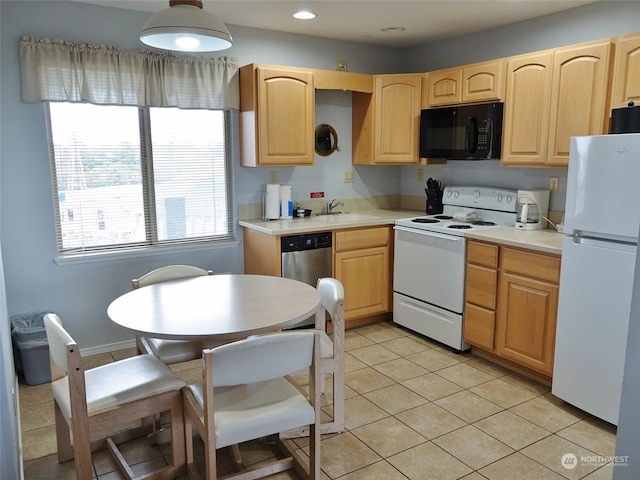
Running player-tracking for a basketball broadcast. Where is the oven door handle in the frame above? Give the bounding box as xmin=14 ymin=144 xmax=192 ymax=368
xmin=394 ymin=225 xmax=465 ymax=242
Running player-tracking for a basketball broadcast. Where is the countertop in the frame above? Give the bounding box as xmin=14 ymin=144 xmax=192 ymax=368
xmin=239 ymin=210 xmax=564 ymax=254
xmin=465 ymin=227 xmax=564 ymax=255
xmin=239 ymin=209 xmax=423 ymax=235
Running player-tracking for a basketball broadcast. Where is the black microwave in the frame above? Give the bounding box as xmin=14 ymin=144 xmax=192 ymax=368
xmin=419 ymin=102 xmax=504 ymax=160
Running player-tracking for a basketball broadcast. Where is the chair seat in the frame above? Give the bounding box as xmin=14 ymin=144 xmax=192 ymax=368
xmin=146 ymin=337 xmax=204 ymax=364
xmin=52 ymin=354 xmax=186 ymax=422
xmin=188 ymin=377 xmax=315 ymax=449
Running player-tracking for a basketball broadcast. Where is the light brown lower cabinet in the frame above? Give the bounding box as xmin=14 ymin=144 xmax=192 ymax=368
xmin=334 ymin=226 xmax=392 ymax=326
xmin=243 ymin=225 xmax=393 ymax=329
xmin=464 ymin=240 xmax=560 ymax=380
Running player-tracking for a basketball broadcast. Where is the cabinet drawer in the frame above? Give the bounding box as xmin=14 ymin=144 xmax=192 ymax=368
xmin=502 ymin=247 xmax=561 ymax=283
xmin=466 ymin=263 xmax=497 ymax=309
xmin=467 ymin=241 xmax=499 ymax=268
xmin=335 ymin=227 xmax=389 ymax=252
xmin=464 ymin=303 xmax=495 ymax=350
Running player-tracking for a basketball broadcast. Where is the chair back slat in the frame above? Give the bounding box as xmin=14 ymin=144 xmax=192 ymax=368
xmin=208 ymin=331 xmax=316 ymax=387
xmin=44 ymin=313 xmax=76 ymax=374
xmin=317 ymin=277 xmax=344 ymax=322
xmin=133 ymin=265 xmax=212 ymax=289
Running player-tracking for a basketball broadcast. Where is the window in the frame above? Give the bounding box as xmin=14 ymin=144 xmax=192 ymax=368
xmin=46 ymin=102 xmax=234 ymax=255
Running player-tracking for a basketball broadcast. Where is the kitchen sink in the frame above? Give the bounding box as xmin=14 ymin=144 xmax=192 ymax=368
xmin=313 ymin=213 xmax=380 ymax=222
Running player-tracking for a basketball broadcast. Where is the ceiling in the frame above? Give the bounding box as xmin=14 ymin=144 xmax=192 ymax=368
xmin=70 ymin=0 xmax=599 ymax=48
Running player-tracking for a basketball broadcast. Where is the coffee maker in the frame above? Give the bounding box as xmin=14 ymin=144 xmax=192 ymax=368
xmin=515 ymin=189 xmax=550 ymax=230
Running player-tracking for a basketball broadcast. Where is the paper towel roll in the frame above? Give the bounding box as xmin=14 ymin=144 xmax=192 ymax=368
xmin=280 ymin=185 xmax=293 ymax=219
xmin=265 ymin=184 xmax=280 ymax=220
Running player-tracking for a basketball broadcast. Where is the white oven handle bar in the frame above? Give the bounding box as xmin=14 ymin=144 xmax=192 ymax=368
xmin=394 ymin=225 xmax=465 ymax=243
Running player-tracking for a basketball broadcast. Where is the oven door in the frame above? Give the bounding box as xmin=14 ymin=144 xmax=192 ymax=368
xmin=393 ymin=226 xmax=466 ymax=313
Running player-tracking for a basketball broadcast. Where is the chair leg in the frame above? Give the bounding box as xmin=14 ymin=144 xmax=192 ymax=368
xmin=54 ymin=401 xmax=74 ymax=463
xmin=230 ymin=444 xmax=243 ymax=470
xmin=332 ymin=365 xmax=345 ymax=433
xmin=71 ymin=414 xmax=94 ymax=480
xmin=169 ymin=391 xmax=186 ymax=474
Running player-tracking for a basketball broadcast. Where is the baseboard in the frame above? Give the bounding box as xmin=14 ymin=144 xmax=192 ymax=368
xmin=80 ymin=339 xmax=136 ymax=357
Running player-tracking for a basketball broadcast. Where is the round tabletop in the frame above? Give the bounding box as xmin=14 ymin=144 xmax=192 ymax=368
xmin=107 ymin=274 xmax=321 ymax=341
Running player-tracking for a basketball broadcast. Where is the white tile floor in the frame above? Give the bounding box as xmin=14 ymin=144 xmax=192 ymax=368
xmin=20 ymin=321 xmax=617 ymax=479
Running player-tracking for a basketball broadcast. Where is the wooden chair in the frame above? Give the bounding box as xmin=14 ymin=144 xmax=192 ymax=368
xmin=133 ymin=265 xmax=213 ymax=364
xmin=183 ymin=330 xmax=322 ymax=480
xmin=283 ymin=277 xmax=345 ymax=437
xmin=43 ymin=313 xmax=186 ymax=480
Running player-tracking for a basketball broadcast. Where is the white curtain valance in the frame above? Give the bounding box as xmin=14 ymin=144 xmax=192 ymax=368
xmin=20 ymin=36 xmax=239 ymax=110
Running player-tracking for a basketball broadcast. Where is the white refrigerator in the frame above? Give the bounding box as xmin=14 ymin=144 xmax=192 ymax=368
xmin=552 ymin=133 xmax=640 ymax=425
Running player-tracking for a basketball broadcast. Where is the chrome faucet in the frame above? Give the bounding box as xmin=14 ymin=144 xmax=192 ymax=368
xmin=326 ymin=199 xmax=344 ymax=214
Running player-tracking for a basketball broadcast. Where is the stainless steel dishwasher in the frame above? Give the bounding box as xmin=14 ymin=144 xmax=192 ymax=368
xmin=281 ymin=232 xmax=332 ymax=326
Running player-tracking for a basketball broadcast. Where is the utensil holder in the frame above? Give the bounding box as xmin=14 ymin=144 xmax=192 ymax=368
xmin=426 ymin=189 xmax=443 ymax=214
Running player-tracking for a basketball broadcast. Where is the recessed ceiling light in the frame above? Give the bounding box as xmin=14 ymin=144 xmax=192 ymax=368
xmin=293 ymin=11 xmax=317 ymax=20
xmin=380 ymin=26 xmax=406 ymax=33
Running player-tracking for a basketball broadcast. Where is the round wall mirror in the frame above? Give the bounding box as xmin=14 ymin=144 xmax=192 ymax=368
xmin=315 ymin=124 xmax=339 ymax=156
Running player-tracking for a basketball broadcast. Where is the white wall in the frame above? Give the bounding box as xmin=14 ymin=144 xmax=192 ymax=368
xmin=406 ymin=1 xmax=640 ymax=71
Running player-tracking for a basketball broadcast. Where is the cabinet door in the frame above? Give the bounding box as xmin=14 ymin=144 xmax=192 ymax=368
xmin=374 ymin=75 xmax=422 ymax=163
xmin=427 ymin=69 xmax=462 ymax=106
xmin=257 ymin=68 xmax=314 ymax=165
xmin=464 ymin=303 xmax=496 ymax=351
xmin=501 ymin=52 xmax=553 ymax=166
xmin=546 ymin=41 xmax=612 ymax=165
xmin=462 ymin=60 xmax=505 ymax=103
xmin=610 ymin=33 xmax=640 ymax=110
xmin=496 ymin=273 xmax=559 ymax=375
xmin=335 ymin=246 xmax=390 ymax=322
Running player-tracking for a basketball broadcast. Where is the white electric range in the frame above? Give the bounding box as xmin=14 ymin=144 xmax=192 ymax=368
xmin=393 ymin=186 xmax=517 ymax=351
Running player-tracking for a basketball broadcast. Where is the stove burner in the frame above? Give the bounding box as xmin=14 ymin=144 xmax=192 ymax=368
xmin=448 ymin=224 xmax=472 ymax=229
xmin=471 ymin=221 xmax=496 ymax=226
xmin=412 ymin=218 xmax=440 ymax=224
xmin=434 ymin=215 xmax=453 ymax=220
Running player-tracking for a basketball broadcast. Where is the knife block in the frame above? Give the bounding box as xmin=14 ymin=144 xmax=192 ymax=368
xmin=426 ymin=189 xmax=443 ymax=214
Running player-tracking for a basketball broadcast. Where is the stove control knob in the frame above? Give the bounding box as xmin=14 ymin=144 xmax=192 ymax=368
xmin=474 ymin=189 xmax=480 ymax=199
xmin=453 ymin=190 xmax=459 ymax=198
xmin=446 ymin=189 xmax=452 ymax=198
xmin=496 ymin=194 xmax=503 ymax=202
xmin=505 ymin=194 xmax=513 ymax=204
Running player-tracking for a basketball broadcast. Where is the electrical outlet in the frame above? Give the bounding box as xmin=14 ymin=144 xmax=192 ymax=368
xmin=549 ymin=176 xmax=559 ymax=193
xmin=417 ymin=168 xmax=424 ymax=183
xmin=335 ymin=60 xmax=348 ymax=72
xmin=269 ymin=171 xmax=278 ymax=184
xmin=343 ymin=169 xmax=354 ymax=183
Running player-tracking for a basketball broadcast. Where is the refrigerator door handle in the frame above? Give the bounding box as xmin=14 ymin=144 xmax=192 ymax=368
xmin=572 ymin=234 xmax=637 ymax=252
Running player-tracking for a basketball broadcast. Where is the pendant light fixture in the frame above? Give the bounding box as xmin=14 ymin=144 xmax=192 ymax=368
xmin=140 ymin=0 xmax=232 ymax=52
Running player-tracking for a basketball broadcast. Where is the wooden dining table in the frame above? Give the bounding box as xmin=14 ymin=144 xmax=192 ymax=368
xmin=107 ymin=274 xmax=322 ymax=344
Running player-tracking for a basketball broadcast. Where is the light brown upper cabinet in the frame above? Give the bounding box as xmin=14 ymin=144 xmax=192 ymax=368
xmin=546 ymin=41 xmax=611 ymax=165
xmin=425 ymin=59 xmax=505 ymax=107
xmin=353 ymin=74 xmax=422 ymax=165
xmin=501 ymin=51 xmax=553 ymax=166
xmin=502 ymin=40 xmax=612 ymax=167
xmin=610 ymin=32 xmax=640 ymax=110
xmin=240 ymin=64 xmax=315 ymax=167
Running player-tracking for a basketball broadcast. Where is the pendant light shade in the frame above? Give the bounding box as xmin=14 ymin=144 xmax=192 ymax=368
xmin=140 ymin=0 xmax=232 ymax=52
